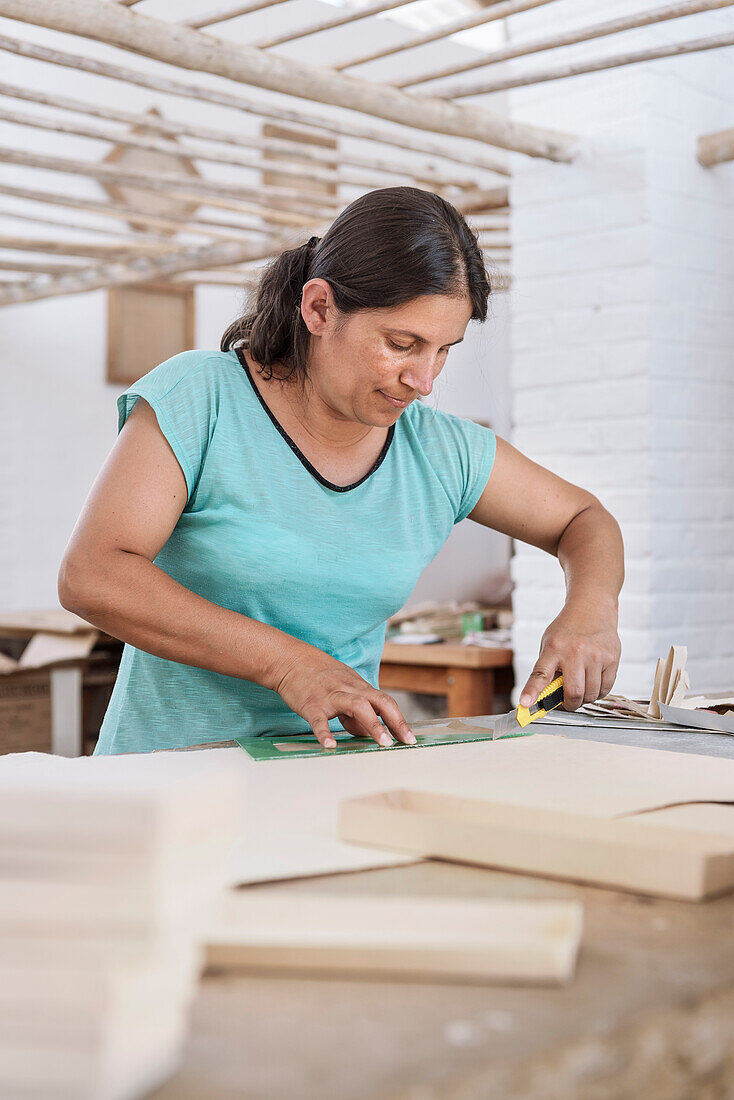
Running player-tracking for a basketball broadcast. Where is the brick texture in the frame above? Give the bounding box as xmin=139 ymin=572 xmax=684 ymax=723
xmin=504 ymin=1 xmax=734 ymax=697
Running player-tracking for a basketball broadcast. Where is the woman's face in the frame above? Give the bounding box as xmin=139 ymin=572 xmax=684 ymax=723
xmin=301 ymin=284 xmax=474 ymax=427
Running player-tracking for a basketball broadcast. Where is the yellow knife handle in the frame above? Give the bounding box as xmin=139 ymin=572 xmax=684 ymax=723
xmin=515 ymin=675 xmax=565 ymax=728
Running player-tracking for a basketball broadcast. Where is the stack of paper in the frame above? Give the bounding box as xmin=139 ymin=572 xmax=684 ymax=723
xmin=574 ymin=646 xmax=734 ymax=735
xmin=0 ymin=749 xmax=244 ymax=1100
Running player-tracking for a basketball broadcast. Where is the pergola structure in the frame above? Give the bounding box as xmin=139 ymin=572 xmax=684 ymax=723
xmin=0 ymin=0 xmax=732 ymax=307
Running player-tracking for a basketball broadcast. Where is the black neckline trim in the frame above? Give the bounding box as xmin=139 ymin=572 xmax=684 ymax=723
xmin=235 ymin=347 xmax=395 ymax=494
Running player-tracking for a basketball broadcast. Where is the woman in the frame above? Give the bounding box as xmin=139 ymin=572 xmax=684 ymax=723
xmin=59 ymin=187 xmax=623 ymax=755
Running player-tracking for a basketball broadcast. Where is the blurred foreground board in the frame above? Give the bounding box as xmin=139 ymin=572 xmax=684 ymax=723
xmin=0 ymin=749 xmax=243 ymax=1100
xmin=206 ymin=890 xmax=583 ymax=985
xmin=339 ymin=787 xmax=734 ymax=902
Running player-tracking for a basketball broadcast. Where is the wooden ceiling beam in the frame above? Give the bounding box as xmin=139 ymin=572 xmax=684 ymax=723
xmin=445 ymin=26 xmax=734 ymax=98
xmin=0 ymin=101 xmax=466 ymax=196
xmin=0 ymin=232 xmax=297 ymax=307
xmin=0 ymin=257 xmax=84 ymax=273
xmin=0 ymin=32 xmax=511 ymax=175
xmin=0 ymin=145 xmax=332 ymax=226
xmin=397 ymin=0 xmax=734 ymax=89
xmin=0 ymin=204 xmax=173 ymax=242
xmin=0 ymin=235 xmax=182 ymax=257
xmin=0 ymin=0 xmax=574 ymax=159
xmin=253 ymin=0 xmax=436 ymax=50
xmin=0 ymin=79 xmax=497 ymax=186
xmin=183 ymin=0 xmax=292 ymax=29
xmin=334 ymin=0 xmax=557 ymax=72
xmin=0 ymin=182 xmax=271 ymax=240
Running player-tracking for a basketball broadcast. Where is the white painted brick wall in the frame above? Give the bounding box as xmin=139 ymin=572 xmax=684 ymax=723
xmin=503 ymin=2 xmax=734 ymax=697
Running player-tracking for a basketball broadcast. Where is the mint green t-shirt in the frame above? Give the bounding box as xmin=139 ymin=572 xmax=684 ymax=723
xmin=95 ymin=349 xmax=496 ymax=754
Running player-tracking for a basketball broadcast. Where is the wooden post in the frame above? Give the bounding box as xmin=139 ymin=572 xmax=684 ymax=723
xmin=698 ymin=127 xmax=734 ymax=166
xmin=0 ymin=0 xmax=575 ymax=160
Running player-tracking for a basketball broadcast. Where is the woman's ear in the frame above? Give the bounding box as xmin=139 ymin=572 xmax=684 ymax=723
xmin=300 ymin=278 xmax=333 ymax=336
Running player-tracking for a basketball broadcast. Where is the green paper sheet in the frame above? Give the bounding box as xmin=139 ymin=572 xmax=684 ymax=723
xmin=235 ymin=721 xmax=533 ymax=761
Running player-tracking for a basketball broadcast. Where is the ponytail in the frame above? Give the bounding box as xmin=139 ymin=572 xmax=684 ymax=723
xmin=220 ymin=235 xmax=321 ymax=382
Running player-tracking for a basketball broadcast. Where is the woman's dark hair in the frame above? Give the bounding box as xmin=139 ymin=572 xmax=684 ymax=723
xmin=220 ymin=186 xmax=491 ymax=383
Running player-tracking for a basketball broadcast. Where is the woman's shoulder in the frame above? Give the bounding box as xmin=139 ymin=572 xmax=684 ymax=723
xmin=401 ymin=397 xmax=491 ymax=442
xmin=136 ymin=348 xmax=243 ymax=400
xmin=399 ymin=398 xmax=496 ymax=476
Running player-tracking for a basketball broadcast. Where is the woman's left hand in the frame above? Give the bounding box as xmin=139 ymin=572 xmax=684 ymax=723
xmin=519 ymin=598 xmax=621 ymax=712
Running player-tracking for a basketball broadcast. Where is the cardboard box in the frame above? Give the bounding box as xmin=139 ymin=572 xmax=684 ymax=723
xmin=0 ymin=612 xmax=122 ymax=757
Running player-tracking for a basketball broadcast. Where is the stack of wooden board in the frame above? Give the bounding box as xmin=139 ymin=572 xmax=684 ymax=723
xmin=0 ymin=749 xmax=244 ymax=1100
xmin=206 ymin=890 xmax=584 ymax=985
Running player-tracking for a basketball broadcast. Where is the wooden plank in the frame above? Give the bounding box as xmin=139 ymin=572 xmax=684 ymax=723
xmin=255 ymin=0 xmax=440 ymax=50
xmin=0 ymin=610 xmax=99 ymax=636
xmin=339 ymin=789 xmax=734 ymax=901
xmin=158 ymin=735 xmax=734 ymax=886
xmin=205 ymin=890 xmax=584 ymax=985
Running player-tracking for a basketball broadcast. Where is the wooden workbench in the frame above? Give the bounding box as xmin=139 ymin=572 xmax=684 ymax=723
xmin=151 ymin=726 xmax=734 ymax=1100
xmin=380 ymin=641 xmax=514 ymax=717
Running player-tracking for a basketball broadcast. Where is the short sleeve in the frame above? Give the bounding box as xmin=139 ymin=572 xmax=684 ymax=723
xmin=117 ymin=351 xmax=222 ymax=502
xmin=451 ymin=416 xmax=497 ymax=524
xmin=406 ymin=403 xmax=497 ymax=525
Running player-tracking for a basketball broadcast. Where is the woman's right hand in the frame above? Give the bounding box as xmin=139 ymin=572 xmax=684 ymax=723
xmin=273 ymin=649 xmax=416 ymax=749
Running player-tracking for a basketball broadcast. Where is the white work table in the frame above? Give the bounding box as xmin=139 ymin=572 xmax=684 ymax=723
xmin=151 ymin=724 xmax=734 ymax=1100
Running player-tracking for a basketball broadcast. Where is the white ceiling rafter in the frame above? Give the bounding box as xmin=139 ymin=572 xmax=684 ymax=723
xmin=0 ymin=32 xmax=512 ymax=174
xmin=0 ymin=1 xmax=573 ymax=157
xmin=0 ymin=0 xmax=728 ymax=307
xmin=395 ymin=0 xmax=734 ymax=89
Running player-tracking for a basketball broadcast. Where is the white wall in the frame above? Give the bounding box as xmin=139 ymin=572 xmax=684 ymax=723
xmin=0 ymin=7 xmax=511 ymax=613
xmin=504 ymin=0 xmax=734 ymax=695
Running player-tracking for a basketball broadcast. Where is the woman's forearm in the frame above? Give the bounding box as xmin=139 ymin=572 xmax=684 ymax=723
xmin=58 ymin=548 xmax=309 ymax=692
xmin=518 ymin=498 xmax=624 ymax=709
xmin=556 ymin=498 xmax=624 ymax=613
